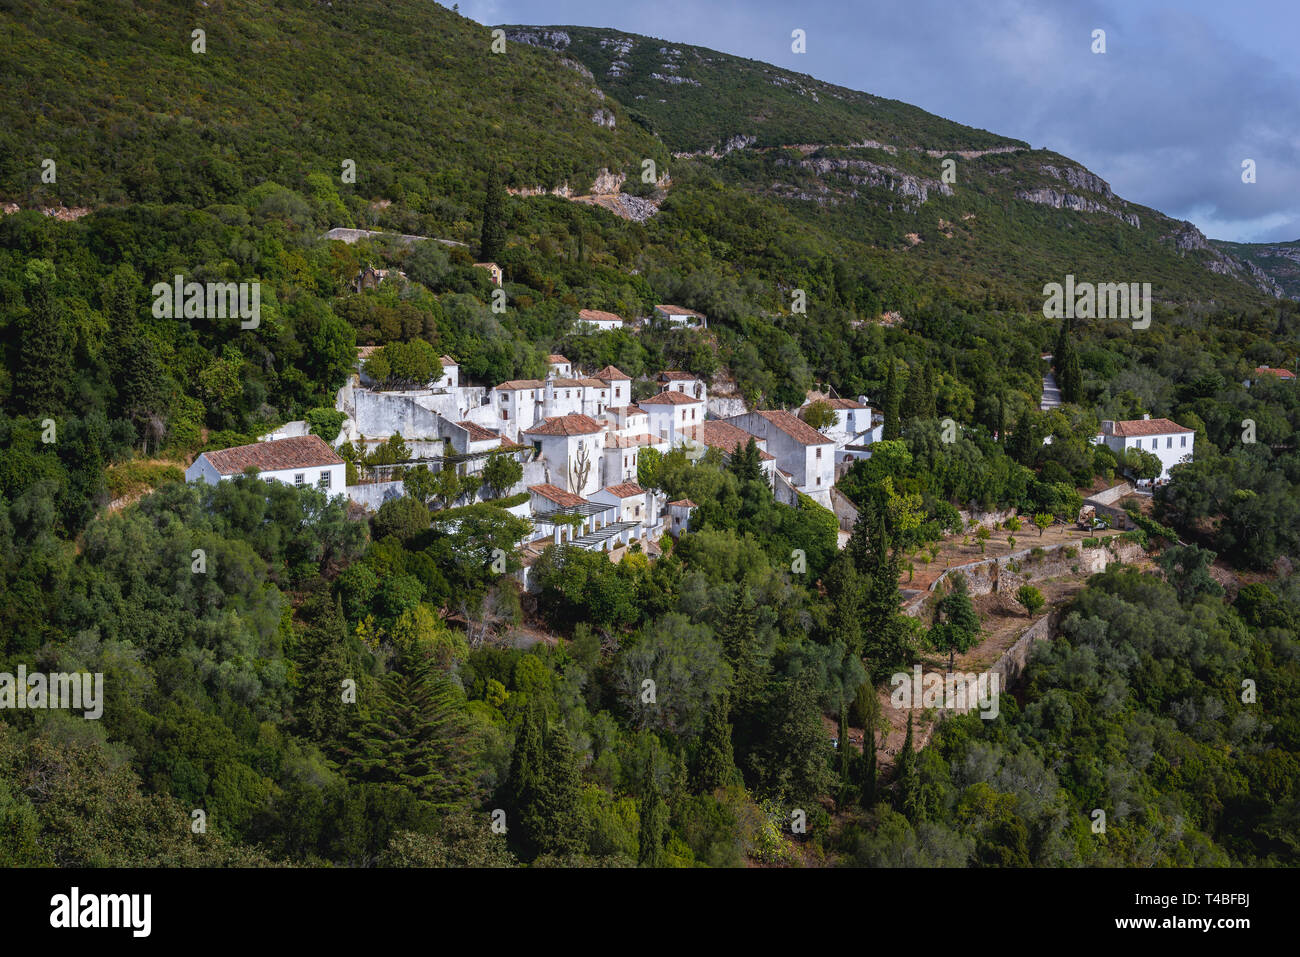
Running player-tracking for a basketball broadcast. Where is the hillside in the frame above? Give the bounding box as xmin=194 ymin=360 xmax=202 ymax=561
xmin=0 ymin=0 xmax=666 ymax=210
xmin=506 ymin=25 xmax=1281 ymax=307
xmin=1213 ymin=238 xmax=1300 ymax=300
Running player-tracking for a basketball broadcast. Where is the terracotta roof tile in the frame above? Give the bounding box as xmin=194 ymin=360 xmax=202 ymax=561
xmin=203 ymin=435 xmax=343 ymax=475
xmin=524 ymin=414 xmax=605 ymax=436
xmin=593 ymin=364 xmax=631 ymax=381
xmin=640 ymin=390 xmax=702 ymax=405
xmin=757 ymin=409 xmax=833 ymax=445
xmin=528 ymin=484 xmax=587 ymax=507
xmin=603 ymin=482 xmax=646 ymax=498
xmin=667 ymin=499 xmax=697 ymax=508
xmin=1106 ymin=418 xmax=1194 ymax=437
xmin=579 ymin=309 xmax=623 ymax=323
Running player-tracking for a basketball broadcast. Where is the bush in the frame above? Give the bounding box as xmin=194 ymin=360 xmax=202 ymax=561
xmin=306 ymin=407 xmax=346 ymax=440
xmin=1015 ymin=584 xmax=1045 ymax=617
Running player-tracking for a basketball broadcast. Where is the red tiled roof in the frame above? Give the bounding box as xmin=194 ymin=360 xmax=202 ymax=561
xmin=593 ymin=364 xmax=630 ymax=381
xmin=606 ymin=405 xmax=646 ymax=416
xmin=1107 ymin=417 xmax=1194 ymax=437
xmin=524 ymin=414 xmax=604 ymax=436
xmin=605 ymin=433 xmax=663 ymax=448
xmin=655 ymin=304 xmax=704 ymax=318
xmin=493 ymin=379 xmax=545 ymax=391
xmin=639 ymin=390 xmax=702 ymax=405
xmin=819 ymin=397 xmax=865 ymax=409
xmin=457 ymin=421 xmax=500 ymax=443
xmin=440 ymin=355 xmax=457 ymax=366
xmin=684 ymin=420 xmax=775 ymax=460
xmin=603 ymin=482 xmax=646 ymax=499
xmin=548 ymin=354 xmax=570 ymax=363
xmin=203 ymin=435 xmax=343 ymax=475
xmin=757 ymin=409 xmax=833 ymax=446
xmin=658 ymin=371 xmax=698 ymax=381
xmin=579 ymin=309 xmax=623 ymax=323
xmin=1255 ymin=366 xmax=1297 ymax=379
xmin=528 ymin=484 xmax=586 ymax=507
xmin=667 ymin=499 xmax=697 ymax=508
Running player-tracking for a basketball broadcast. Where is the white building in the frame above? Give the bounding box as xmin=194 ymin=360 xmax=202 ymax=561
xmin=548 ymin=354 xmax=573 ymax=377
xmin=680 ymin=419 xmax=777 ymax=484
xmin=185 ymin=435 xmax=346 ymax=499
xmin=639 ymin=390 xmax=704 ymax=444
xmin=591 ymin=482 xmax=650 ymax=527
xmin=654 ymin=304 xmax=706 ymax=328
xmin=1096 ymin=415 xmax=1194 ymax=484
xmin=666 ymin=499 xmax=697 ymax=537
xmin=658 ymin=371 xmax=708 ymax=405
xmin=577 ymin=309 xmax=625 ymax=332
xmin=726 ymin=410 xmax=836 ymax=505
xmin=523 ymin=414 xmax=606 ymax=497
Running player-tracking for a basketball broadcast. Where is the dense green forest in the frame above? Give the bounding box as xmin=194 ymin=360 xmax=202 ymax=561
xmin=1 ymin=1 xmax=1298 ymax=867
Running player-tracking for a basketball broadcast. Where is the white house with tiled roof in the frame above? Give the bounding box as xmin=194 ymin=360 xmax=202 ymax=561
xmin=639 ymin=389 xmax=703 ymax=443
xmin=524 ymin=414 xmax=606 ymax=496
xmin=548 ymin=354 xmax=573 ymax=377
xmin=727 ymin=410 xmax=836 ymax=505
xmin=592 ymin=482 xmax=650 ymax=526
xmin=577 ymin=309 xmax=624 ymax=331
xmin=654 ymin=304 xmax=706 ymax=328
xmin=680 ymin=420 xmax=777 ymax=483
xmin=658 ymin=371 xmax=708 ymax=404
xmin=1096 ymin=415 xmax=1194 ymax=483
xmin=666 ymin=499 xmax=697 ymax=537
xmin=593 ymin=365 xmax=632 ymax=406
xmin=186 ymin=435 xmax=346 ymax=499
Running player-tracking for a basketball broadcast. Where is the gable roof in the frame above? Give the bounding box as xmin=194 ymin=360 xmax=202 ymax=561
xmin=547 ymin=354 xmax=570 ymax=363
xmin=658 ymin=371 xmax=698 ymax=381
xmin=1255 ymin=366 xmax=1297 ymax=379
xmin=578 ymin=309 xmax=623 ymax=323
xmin=685 ymin=421 xmax=776 ymax=460
xmin=440 ymin=355 xmax=458 ymax=367
xmin=457 ymin=421 xmax=501 ymax=443
xmin=493 ymin=379 xmax=545 ymax=391
xmin=602 ymin=482 xmax=646 ymax=499
xmin=818 ymin=397 xmax=865 ymax=410
xmin=655 ymin=304 xmax=705 ymax=318
xmin=639 ymin=390 xmax=702 ymax=406
xmin=528 ymin=484 xmax=587 ymax=507
xmin=524 ymin=414 xmax=604 ymax=436
xmin=667 ymin=499 xmax=698 ymax=508
xmin=593 ymin=364 xmax=631 ymax=381
xmin=756 ymin=409 xmax=834 ymax=445
xmin=202 ymin=435 xmax=343 ymax=475
xmin=1107 ymin=417 xmax=1195 ymax=437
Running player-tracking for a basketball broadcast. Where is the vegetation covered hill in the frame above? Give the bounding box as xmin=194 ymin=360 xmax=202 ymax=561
xmin=0 ymin=0 xmax=666 ymax=209
xmin=1213 ymin=239 xmax=1300 ymax=300
xmin=0 ymin=3 xmax=1298 ymax=870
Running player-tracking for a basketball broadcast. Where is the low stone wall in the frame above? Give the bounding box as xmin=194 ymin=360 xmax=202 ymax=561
xmin=957 ymin=506 xmax=1019 ymax=530
xmin=903 ymin=538 xmax=1144 ymax=617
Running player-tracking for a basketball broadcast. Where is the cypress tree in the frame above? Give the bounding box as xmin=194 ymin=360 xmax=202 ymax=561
xmin=16 ymin=260 xmax=71 ymax=415
xmin=637 ymin=750 xmax=668 ymax=867
xmin=695 ymin=692 xmax=738 ymax=792
xmin=859 ymin=724 xmax=877 ymax=808
xmin=882 ymin=358 xmax=901 ymax=440
xmin=896 ymin=713 xmax=922 ymax=823
xmin=837 ymin=703 xmax=852 ymax=786
xmin=534 ymin=723 xmax=586 ymax=857
xmin=478 ymin=167 xmax=507 ymax=263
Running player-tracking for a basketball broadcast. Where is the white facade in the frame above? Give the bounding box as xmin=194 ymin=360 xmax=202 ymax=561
xmin=727 ymin=411 xmax=835 ymax=505
xmin=1097 ymin=416 xmax=1194 ymax=483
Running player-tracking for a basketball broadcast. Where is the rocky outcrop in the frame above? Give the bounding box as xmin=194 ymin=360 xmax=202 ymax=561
xmin=503 ymin=28 xmax=571 ymax=49
xmin=792 ymin=156 xmax=953 ymax=205
xmin=1015 ymin=187 xmax=1141 ymax=227
xmin=1169 ymin=221 xmax=1284 ymax=297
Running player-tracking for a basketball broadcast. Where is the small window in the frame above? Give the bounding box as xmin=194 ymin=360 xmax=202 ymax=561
xmin=318 ymin=471 xmax=331 ymax=490
xmin=294 ymin=473 xmax=305 ymax=486
xmin=816 ymin=447 xmax=822 ymax=459
xmin=1166 ymin=436 xmax=1172 ymax=448
xmin=502 ymin=410 xmax=509 ymax=420
xmin=1181 ymin=436 xmax=1187 ymax=447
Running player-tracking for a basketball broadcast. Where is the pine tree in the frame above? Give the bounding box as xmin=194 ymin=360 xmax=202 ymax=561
xmin=922 ymin=363 xmax=938 ymax=418
xmin=534 ymin=723 xmax=586 ymax=857
xmin=338 ymin=655 xmax=480 ymax=809
xmin=717 ymin=587 xmax=764 ymax=710
xmin=294 ymin=592 xmax=362 ymax=747
xmin=506 ymin=699 xmax=545 ymax=848
xmin=695 ymin=692 xmax=738 ymax=792
xmin=902 ymin=362 xmax=926 ymax=421
xmin=478 ymin=167 xmax=507 ymax=263
xmin=730 ymin=437 xmax=764 ymax=484
xmin=882 ymin=357 xmax=901 ymax=440
xmin=824 ymin=552 xmax=864 ymax=656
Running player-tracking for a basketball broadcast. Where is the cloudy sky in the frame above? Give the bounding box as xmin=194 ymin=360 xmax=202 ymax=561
xmin=459 ymin=0 xmax=1299 ymax=243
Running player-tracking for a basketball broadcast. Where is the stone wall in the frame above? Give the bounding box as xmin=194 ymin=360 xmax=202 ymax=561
xmin=904 ymin=538 xmax=1145 ymax=617
xmin=345 ymin=481 xmax=405 ymax=511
